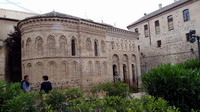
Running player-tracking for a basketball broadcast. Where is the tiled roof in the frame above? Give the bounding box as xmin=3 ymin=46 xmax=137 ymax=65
xmin=20 ymin=11 xmax=111 ymax=27
xmin=127 ymin=0 xmax=190 ymax=28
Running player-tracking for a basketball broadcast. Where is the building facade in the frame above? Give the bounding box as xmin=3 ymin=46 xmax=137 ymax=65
xmin=18 ymin=11 xmax=141 ymax=90
xmin=0 ymin=9 xmax=36 ymax=80
xmin=127 ymin=0 xmax=200 ymax=73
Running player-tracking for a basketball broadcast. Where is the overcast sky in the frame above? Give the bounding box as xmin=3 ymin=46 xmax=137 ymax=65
xmin=0 ymin=0 xmax=174 ymax=29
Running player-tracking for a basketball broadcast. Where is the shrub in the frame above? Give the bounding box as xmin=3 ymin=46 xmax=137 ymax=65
xmin=67 ymin=95 xmax=180 ymax=112
xmin=142 ymin=59 xmax=200 ymax=112
xmin=5 ymin=92 xmax=38 ymax=112
xmin=90 ymin=82 xmax=129 ymax=98
xmin=66 ymin=88 xmax=83 ymax=101
xmin=45 ymin=88 xmax=66 ymax=111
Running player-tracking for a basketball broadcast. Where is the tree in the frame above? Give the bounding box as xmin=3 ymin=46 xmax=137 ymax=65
xmin=5 ymin=26 xmax=22 ymax=82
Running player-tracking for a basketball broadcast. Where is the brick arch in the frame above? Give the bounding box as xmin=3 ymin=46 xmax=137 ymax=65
xmin=48 ymin=61 xmax=57 ymax=80
xmin=47 ymin=36 xmax=56 ymax=56
xmin=26 ymin=38 xmax=32 ymax=58
xmin=34 ymin=62 xmax=43 ymax=81
xmin=95 ymin=61 xmax=101 ymax=76
xmin=59 ymin=36 xmax=67 ymax=55
xmin=60 ymin=61 xmax=68 ymax=79
xmin=72 ymin=61 xmax=78 ymax=76
xmin=88 ymin=61 xmax=93 ymax=75
xmin=35 ymin=36 xmax=43 ymax=56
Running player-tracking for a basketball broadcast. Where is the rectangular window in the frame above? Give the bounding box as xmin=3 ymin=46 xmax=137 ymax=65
xmin=135 ymin=28 xmax=138 ymax=33
xmin=168 ymin=15 xmax=174 ymax=31
xmin=155 ymin=20 xmax=160 ymax=35
xmin=157 ymin=40 xmax=161 ymax=48
xmin=138 ymin=45 xmax=140 ymax=51
xmin=144 ymin=25 xmax=149 ymax=37
xmin=183 ymin=9 xmax=190 ymax=22
xmin=186 ymin=33 xmax=190 ymax=42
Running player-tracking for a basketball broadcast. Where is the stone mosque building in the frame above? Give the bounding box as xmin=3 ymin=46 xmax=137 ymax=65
xmin=18 ymin=11 xmax=141 ymax=90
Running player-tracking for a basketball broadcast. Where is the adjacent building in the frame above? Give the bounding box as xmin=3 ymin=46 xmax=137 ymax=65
xmin=0 ymin=9 xmax=36 ymax=80
xmin=127 ymin=0 xmax=200 ymax=73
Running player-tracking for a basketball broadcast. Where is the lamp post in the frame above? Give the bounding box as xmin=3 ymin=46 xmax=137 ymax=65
xmin=188 ymin=30 xmax=200 ymax=63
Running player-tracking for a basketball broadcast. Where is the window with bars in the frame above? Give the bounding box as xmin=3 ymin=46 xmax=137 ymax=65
xmin=144 ymin=25 xmax=149 ymax=37
xmin=155 ymin=20 xmax=160 ymax=35
xmin=168 ymin=15 xmax=174 ymax=31
xmin=183 ymin=9 xmax=190 ymax=22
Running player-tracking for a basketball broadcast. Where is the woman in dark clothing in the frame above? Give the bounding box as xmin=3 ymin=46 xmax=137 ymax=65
xmin=40 ymin=75 xmax=52 ymax=93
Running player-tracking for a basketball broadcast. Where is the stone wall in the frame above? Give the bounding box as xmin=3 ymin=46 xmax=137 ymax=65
xmin=128 ymin=0 xmax=200 ymax=73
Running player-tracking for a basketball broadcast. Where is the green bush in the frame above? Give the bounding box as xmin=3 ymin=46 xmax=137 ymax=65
xmin=45 ymin=88 xmax=66 ymax=111
xmin=5 ymin=92 xmax=38 ymax=112
xmin=90 ymin=82 xmax=129 ymax=98
xmin=66 ymin=88 xmax=83 ymax=101
xmin=67 ymin=95 xmax=180 ymax=112
xmin=142 ymin=59 xmax=200 ymax=112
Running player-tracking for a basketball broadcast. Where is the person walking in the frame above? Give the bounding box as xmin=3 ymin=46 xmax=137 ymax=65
xmin=40 ymin=75 xmax=52 ymax=93
xmin=21 ymin=75 xmax=31 ymax=93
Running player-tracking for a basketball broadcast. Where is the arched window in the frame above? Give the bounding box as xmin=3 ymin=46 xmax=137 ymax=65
xmin=59 ymin=36 xmax=67 ymax=55
xmin=86 ymin=38 xmax=92 ymax=52
xmin=47 ymin=36 xmax=56 ymax=56
xmin=26 ymin=38 xmax=31 ymax=58
xmin=96 ymin=61 xmax=101 ymax=76
xmin=61 ymin=61 xmax=68 ymax=79
xmin=35 ymin=62 xmax=43 ymax=80
xmin=35 ymin=36 xmax=43 ymax=56
xmin=71 ymin=39 xmax=76 ymax=56
xmin=72 ymin=61 xmax=78 ymax=76
xmin=88 ymin=61 xmax=93 ymax=75
xmin=48 ymin=61 xmax=56 ymax=79
xmin=103 ymin=62 xmax=107 ymax=75
xmin=144 ymin=24 xmax=149 ymax=37
xmin=101 ymin=40 xmax=105 ymax=53
xmin=94 ymin=40 xmax=98 ymax=56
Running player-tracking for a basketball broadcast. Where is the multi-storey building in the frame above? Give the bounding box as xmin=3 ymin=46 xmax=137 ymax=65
xmin=127 ymin=0 xmax=200 ymax=73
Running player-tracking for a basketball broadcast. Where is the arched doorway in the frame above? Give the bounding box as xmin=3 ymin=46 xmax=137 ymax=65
xmin=112 ymin=54 xmax=119 ymax=82
xmin=123 ymin=64 xmax=128 ymax=83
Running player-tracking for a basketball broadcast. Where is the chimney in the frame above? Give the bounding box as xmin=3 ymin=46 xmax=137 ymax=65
xmin=144 ymin=13 xmax=147 ymax=16
xmin=159 ymin=3 xmax=162 ymax=9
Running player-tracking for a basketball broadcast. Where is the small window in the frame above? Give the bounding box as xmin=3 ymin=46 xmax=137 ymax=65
xmin=183 ymin=9 xmax=190 ymax=22
xmin=157 ymin=40 xmax=161 ymax=48
xmin=144 ymin=25 xmax=149 ymax=37
xmin=167 ymin=15 xmax=174 ymax=31
xmin=138 ymin=45 xmax=140 ymax=51
xmin=186 ymin=33 xmax=190 ymax=42
xmin=155 ymin=20 xmax=160 ymax=35
xmin=135 ymin=28 xmax=138 ymax=33
xmin=71 ymin=39 xmax=76 ymax=56
xmin=94 ymin=41 xmax=98 ymax=56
